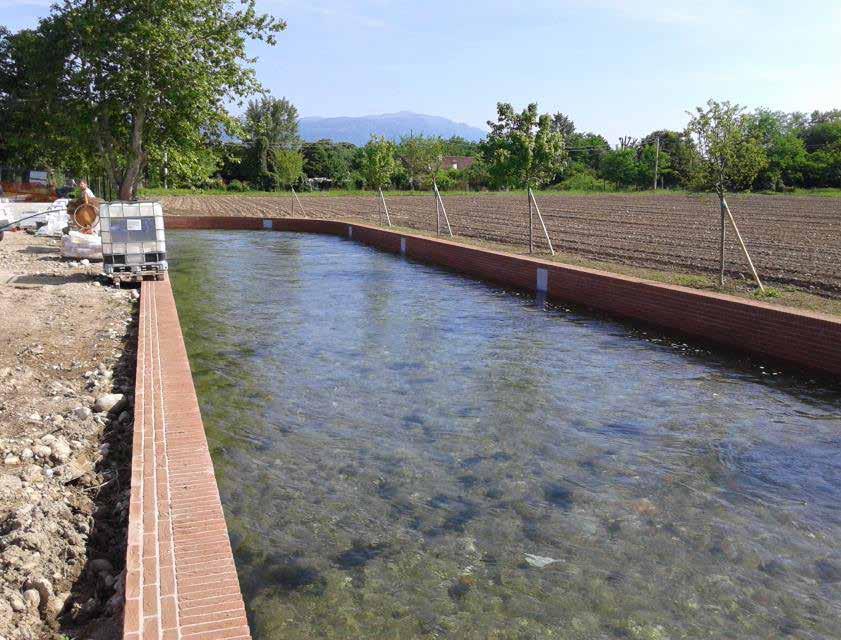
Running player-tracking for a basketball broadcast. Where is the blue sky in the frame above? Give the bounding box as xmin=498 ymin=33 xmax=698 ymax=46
xmin=3 ymin=0 xmax=840 ymax=143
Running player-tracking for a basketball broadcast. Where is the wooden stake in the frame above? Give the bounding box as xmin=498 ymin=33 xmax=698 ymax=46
xmin=529 ymin=188 xmax=555 ymax=256
xmin=723 ymin=198 xmax=765 ymax=291
xmin=378 ymin=188 xmax=392 ymax=226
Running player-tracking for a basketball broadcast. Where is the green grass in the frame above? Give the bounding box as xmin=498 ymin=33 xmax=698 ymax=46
xmin=141 ymin=186 xmax=841 ymax=199
xmin=141 ymin=187 xmax=695 ymax=199
xmin=753 ymin=286 xmax=783 ymax=299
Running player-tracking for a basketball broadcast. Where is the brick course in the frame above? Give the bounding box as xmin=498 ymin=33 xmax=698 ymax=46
xmin=167 ymin=215 xmax=841 ymax=376
xmin=125 ymin=279 xmax=250 ymax=640
xmin=127 ymin=214 xmax=838 ymax=637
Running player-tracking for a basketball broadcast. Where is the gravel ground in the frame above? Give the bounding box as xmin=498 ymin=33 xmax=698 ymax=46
xmin=0 ymin=230 xmax=136 ymax=640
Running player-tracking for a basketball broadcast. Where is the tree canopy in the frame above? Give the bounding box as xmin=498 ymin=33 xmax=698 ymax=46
xmin=685 ymin=100 xmax=767 ymax=196
xmin=480 ymin=103 xmax=567 ymax=189
xmin=362 ymin=135 xmax=397 ymax=190
xmin=0 ymin=0 xmax=285 ymax=198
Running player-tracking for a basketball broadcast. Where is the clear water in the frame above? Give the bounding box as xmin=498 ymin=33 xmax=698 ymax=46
xmin=168 ymin=230 xmax=841 ymax=640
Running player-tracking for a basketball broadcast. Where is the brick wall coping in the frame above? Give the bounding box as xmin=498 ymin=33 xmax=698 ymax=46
xmin=125 ymin=279 xmax=251 ymax=639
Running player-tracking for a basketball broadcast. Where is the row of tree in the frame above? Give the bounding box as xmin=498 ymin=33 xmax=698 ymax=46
xmin=212 ymin=97 xmax=482 ymax=193
xmin=203 ymin=97 xmax=841 ymax=194
xmin=0 ymin=1 xmax=838 ymax=197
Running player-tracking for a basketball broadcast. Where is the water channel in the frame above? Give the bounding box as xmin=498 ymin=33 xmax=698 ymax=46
xmin=168 ymin=230 xmax=841 ymax=639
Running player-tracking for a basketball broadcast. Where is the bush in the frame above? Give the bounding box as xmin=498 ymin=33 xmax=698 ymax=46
xmin=227 ymin=179 xmax=248 ymax=192
xmin=555 ymin=172 xmax=614 ymax=192
xmin=199 ymin=176 xmax=225 ymax=191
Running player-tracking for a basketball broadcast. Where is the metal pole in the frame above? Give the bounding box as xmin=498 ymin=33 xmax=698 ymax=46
xmin=379 ymin=188 xmax=392 ymax=227
xmin=653 ymin=137 xmax=660 ymax=191
xmin=529 ymin=188 xmax=555 ymax=256
xmin=528 ymin=187 xmax=534 ymax=253
xmin=723 ymin=198 xmax=765 ymax=292
xmin=719 ymin=194 xmax=726 ymax=286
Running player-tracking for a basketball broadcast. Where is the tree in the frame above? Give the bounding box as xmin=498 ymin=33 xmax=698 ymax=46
xmin=639 ymin=130 xmax=694 ymax=188
xmin=564 ymin=132 xmax=611 ymax=176
xmin=551 ymin=112 xmax=576 ymax=137
xmin=599 ymin=149 xmax=639 ymax=188
xmin=686 ymin=99 xmax=768 ymax=287
xmin=638 ymin=143 xmax=671 ymax=189
xmin=243 ymin=96 xmax=300 ymax=151
xmin=0 ymin=25 xmax=92 ymax=177
xmin=302 ymin=140 xmax=355 ymax=184
xmin=480 ymin=102 xmax=567 ymax=189
xmin=397 ymin=135 xmax=443 ymax=189
xmin=0 ymin=0 xmax=284 ymax=199
xmin=362 ymin=135 xmax=397 ymax=190
xmin=440 ymin=136 xmax=480 ymax=157
xmin=272 ymin=149 xmax=303 ymax=188
xmin=686 ymin=100 xmax=767 ymax=195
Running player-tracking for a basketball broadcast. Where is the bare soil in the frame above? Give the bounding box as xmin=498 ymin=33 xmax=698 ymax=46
xmin=159 ymin=191 xmax=841 ymax=307
xmin=0 ymin=231 xmax=136 ymax=640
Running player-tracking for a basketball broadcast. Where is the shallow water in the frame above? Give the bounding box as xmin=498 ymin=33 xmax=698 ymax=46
xmin=168 ymin=230 xmax=841 ymax=640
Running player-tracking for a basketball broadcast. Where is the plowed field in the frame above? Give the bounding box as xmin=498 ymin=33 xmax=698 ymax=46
xmin=160 ymin=193 xmax=841 ymax=297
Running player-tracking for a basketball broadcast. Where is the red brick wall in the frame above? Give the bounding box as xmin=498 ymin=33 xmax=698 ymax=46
xmin=166 ymin=215 xmax=841 ymax=375
xmin=126 ymin=279 xmax=251 ymax=640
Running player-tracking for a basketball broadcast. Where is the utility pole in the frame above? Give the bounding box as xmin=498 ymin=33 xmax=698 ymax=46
xmin=653 ymin=137 xmax=660 ymax=191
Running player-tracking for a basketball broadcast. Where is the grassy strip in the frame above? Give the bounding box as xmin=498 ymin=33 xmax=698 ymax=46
xmin=143 ymin=187 xmax=841 ymax=199
xmin=378 ymin=223 xmax=841 ymax=318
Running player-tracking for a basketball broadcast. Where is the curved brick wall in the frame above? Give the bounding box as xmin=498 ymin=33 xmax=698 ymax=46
xmin=124 ymin=215 xmax=839 ymax=638
xmin=166 ymin=215 xmax=841 ymax=377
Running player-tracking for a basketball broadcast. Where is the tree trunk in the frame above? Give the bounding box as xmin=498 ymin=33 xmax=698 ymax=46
xmin=119 ymin=101 xmax=147 ymax=201
xmin=718 ymin=191 xmax=726 ymax=287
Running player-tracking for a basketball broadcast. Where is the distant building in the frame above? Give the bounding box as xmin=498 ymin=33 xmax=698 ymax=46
xmin=441 ymin=156 xmax=475 ymax=171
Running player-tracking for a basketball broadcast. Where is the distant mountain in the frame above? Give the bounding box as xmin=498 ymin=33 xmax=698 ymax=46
xmin=298 ymin=111 xmax=486 ymax=146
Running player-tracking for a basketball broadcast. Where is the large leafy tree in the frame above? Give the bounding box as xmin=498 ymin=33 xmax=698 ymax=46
xmin=242 ymin=95 xmax=302 ymax=190
xmin=243 ymin=96 xmax=300 ymax=151
xmin=362 ymin=135 xmax=397 ymax=189
xmin=685 ymin=100 xmax=767 ymax=196
xmin=639 ymin=130 xmax=694 ymax=188
xmin=480 ymin=103 xmax=566 ymax=189
xmin=397 ymin=135 xmax=443 ymax=190
xmin=302 ymin=139 xmax=356 ymax=187
xmin=0 ymin=0 xmax=284 ymax=199
xmin=686 ymin=99 xmax=767 ymax=287
xmin=599 ymin=148 xmax=640 ymax=188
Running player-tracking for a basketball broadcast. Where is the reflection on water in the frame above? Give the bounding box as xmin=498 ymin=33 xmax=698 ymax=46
xmin=169 ymin=230 xmax=841 ymax=640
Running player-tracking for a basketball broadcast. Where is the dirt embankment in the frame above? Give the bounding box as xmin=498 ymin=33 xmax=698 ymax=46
xmin=0 ymin=232 xmax=136 ymax=640
xmin=160 ymin=193 xmax=841 ymax=298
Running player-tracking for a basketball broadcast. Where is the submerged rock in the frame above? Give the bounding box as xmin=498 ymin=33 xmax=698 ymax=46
xmin=333 ymin=542 xmax=389 ymax=570
xmin=524 ymin=553 xmax=559 ymax=568
xmin=447 ymin=575 xmax=476 ymax=601
xmin=543 ymin=482 xmax=575 ymax=510
xmin=815 ymin=559 xmax=841 ymax=583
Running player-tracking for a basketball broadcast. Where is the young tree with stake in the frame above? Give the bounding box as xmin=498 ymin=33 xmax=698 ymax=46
xmin=686 ymin=100 xmax=768 ymax=290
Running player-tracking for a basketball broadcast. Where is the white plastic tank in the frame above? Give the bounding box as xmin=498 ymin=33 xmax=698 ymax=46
xmin=100 ymin=201 xmax=167 ymax=280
